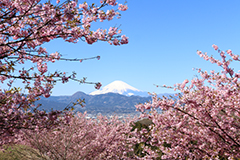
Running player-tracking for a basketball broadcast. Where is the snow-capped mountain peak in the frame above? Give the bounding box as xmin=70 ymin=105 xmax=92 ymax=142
xmin=89 ymin=80 xmax=145 ymax=96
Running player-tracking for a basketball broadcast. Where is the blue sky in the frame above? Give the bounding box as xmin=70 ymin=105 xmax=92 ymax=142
xmin=47 ymin=0 xmax=240 ymax=96
xmin=9 ymin=0 xmax=240 ymax=96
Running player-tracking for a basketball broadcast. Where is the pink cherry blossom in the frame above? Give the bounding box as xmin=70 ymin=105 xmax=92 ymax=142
xmin=21 ymin=112 xmax=137 ymax=159
xmin=95 ymin=82 xmax=102 ymax=89
xmin=118 ymin=4 xmax=128 ymax=11
xmin=0 ymin=0 xmax=129 ymax=147
xmin=137 ymin=45 xmax=240 ymax=159
xmin=212 ymin=44 xmax=218 ymax=50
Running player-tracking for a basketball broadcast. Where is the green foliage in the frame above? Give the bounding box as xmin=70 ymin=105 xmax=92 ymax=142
xmin=0 ymin=144 xmax=49 ymax=160
xmin=131 ymin=118 xmax=153 ymax=132
xmin=131 ymin=118 xmax=163 ymax=159
xmin=162 ymin=141 xmax=171 ymax=148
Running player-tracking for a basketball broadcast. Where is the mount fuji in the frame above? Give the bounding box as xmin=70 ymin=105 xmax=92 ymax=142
xmin=89 ymin=80 xmax=149 ymax=97
xmin=36 ymin=80 xmax=177 ymax=114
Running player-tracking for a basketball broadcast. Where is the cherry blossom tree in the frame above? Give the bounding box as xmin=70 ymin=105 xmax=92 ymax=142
xmin=0 ymin=0 xmax=128 ymax=146
xmin=21 ymin=112 xmax=137 ymax=159
xmin=136 ymin=45 xmax=240 ymax=159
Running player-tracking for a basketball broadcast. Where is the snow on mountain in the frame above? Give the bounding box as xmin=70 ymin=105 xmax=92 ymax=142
xmin=89 ymin=80 xmax=149 ymax=97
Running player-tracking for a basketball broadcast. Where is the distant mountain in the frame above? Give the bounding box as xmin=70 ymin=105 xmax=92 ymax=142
xmin=35 ymin=91 xmax=178 ymax=116
xmin=34 ymin=80 xmax=178 ymax=115
xmin=35 ymin=91 xmax=153 ymax=115
xmin=89 ymin=80 xmax=149 ymax=97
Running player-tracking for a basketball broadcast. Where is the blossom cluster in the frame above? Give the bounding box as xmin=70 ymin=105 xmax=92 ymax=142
xmin=137 ymin=45 xmax=240 ymax=159
xmin=21 ymin=112 xmax=137 ymax=159
xmin=0 ymin=0 xmax=128 ymax=146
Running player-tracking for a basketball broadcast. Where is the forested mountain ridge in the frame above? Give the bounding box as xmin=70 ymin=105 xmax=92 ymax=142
xmin=35 ymin=91 xmax=175 ymax=114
